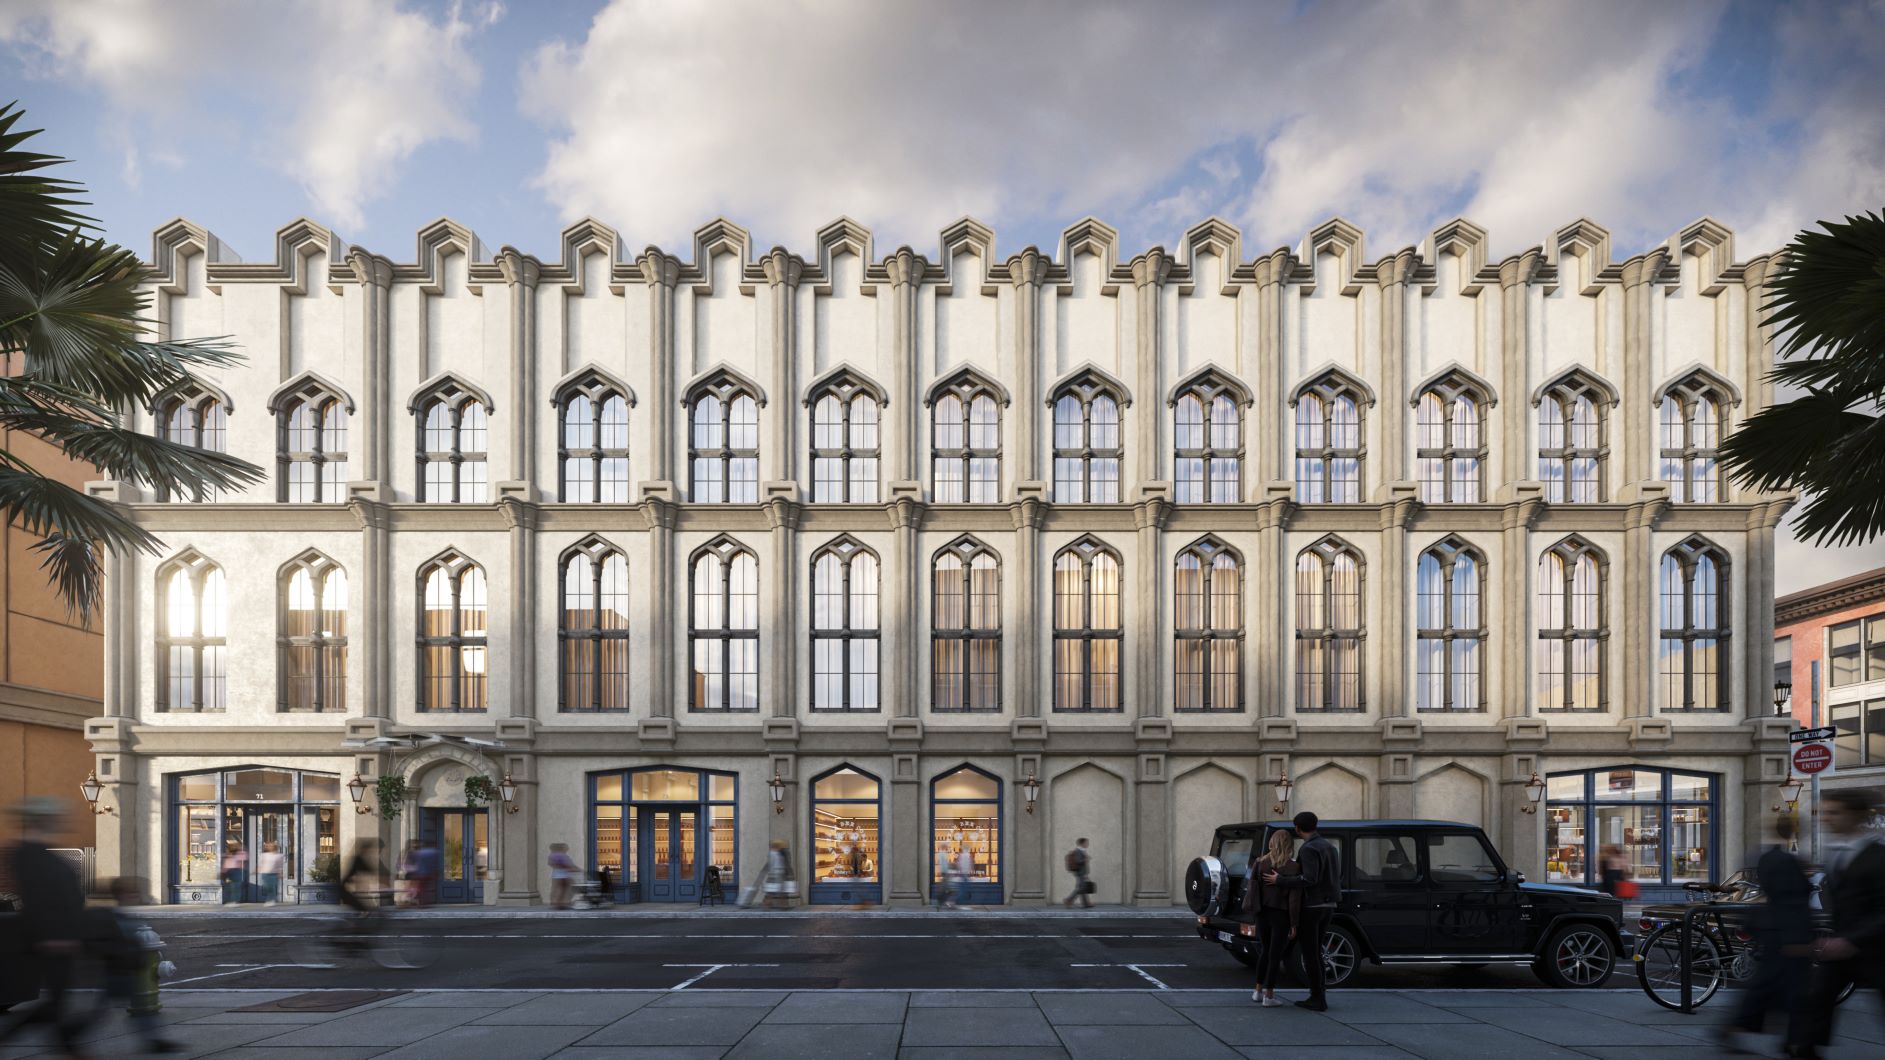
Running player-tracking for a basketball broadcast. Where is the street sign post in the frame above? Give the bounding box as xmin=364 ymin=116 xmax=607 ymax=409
xmin=1790 ymin=725 xmax=1836 ymax=779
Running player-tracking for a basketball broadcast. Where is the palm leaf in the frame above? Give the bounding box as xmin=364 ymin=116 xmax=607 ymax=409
xmin=0 ymin=102 xmax=96 ymax=249
xmin=0 ymin=469 xmax=162 ymax=623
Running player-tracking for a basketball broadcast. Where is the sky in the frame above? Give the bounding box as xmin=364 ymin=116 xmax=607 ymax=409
xmin=4 ymin=0 xmax=1883 ymax=592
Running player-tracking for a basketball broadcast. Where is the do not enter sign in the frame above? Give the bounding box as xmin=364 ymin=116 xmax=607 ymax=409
xmin=1793 ymin=741 xmax=1835 ymax=777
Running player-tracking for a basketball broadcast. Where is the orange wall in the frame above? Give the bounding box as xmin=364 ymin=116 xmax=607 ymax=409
xmin=0 ymin=719 xmax=95 ymax=848
xmin=1775 ymin=597 xmax=1885 ymax=725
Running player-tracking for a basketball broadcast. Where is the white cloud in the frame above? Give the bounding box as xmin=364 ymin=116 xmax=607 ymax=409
xmin=0 ymin=0 xmax=498 ymax=231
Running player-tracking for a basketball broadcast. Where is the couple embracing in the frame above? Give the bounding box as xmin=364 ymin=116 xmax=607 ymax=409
xmin=1242 ymin=810 xmax=1340 ymax=1011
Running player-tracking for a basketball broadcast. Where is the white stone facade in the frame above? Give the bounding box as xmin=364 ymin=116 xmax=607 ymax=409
xmin=88 ymin=212 xmax=1795 ymax=906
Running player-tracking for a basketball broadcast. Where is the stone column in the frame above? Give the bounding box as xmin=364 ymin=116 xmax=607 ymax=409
xmin=1251 ymin=249 xmax=1291 ymax=482
xmin=501 ymin=498 xmax=540 ymax=719
xmin=888 ymin=493 xmax=925 ymax=717
xmin=1741 ymin=255 xmax=1781 ymax=416
xmin=1130 ymin=249 xmax=1172 ymax=487
xmin=345 ymin=249 xmax=395 ymax=489
xmin=762 ymin=248 xmax=805 ymax=483
xmin=1619 ymin=251 xmax=1670 ymax=486
xmin=1008 ymin=247 xmax=1047 ymax=485
xmin=494 ymin=737 xmax=541 ymax=905
xmin=1134 ymin=743 xmax=1172 ymax=904
xmin=1011 ymin=492 xmax=1046 ymax=716
xmin=349 ymin=499 xmax=393 ymax=718
xmin=1377 ymin=485 xmax=1418 ymax=716
xmin=1745 ymin=499 xmax=1795 ymax=717
xmin=765 ymin=493 xmax=801 ymax=718
xmin=637 ymin=250 xmax=682 ymax=483
xmin=496 ymin=248 xmax=542 ymax=494
xmin=1375 ymin=250 xmax=1418 ymax=484
xmin=1498 ymin=250 xmax=1541 ymax=485
xmin=1134 ymin=494 xmax=1171 ymax=718
xmin=640 ymin=492 xmax=678 ymax=718
xmin=1498 ymin=487 xmax=1543 ymax=718
xmin=1257 ymin=484 xmax=1296 ymax=716
xmin=883 ymin=248 xmax=927 ymax=488
xmin=1621 ymin=490 xmax=1669 ymax=718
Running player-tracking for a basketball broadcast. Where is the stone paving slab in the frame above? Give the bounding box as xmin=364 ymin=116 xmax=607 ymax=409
xmin=551 ymin=1049 xmax=729 ymax=1060
xmin=909 ymin=990 xmax=1041 ymax=1007
xmin=645 ymin=990 xmax=787 ymax=1007
xmin=1178 ymin=1005 xmax=1383 ymax=1046
xmin=379 ymin=1022 xmax=596 ymax=1059
xmin=1034 ymin=993 xmax=1191 ymax=1025
xmin=580 ymin=1004 xmax=770 ymax=1047
xmin=1316 ymin=992 xmax=1476 ymax=1024
xmin=470 ymin=991 xmax=659 ymax=1025
xmin=1359 ymin=1022 xmax=1591 ymax=1059
xmin=724 ymin=1022 xmax=903 ymax=1059
xmin=1238 ymin=1048 xmax=1419 ymax=1059
xmin=900 ymin=1006 xmax=1061 ymax=1047
xmin=762 ymin=991 xmax=908 ymax=1023
xmin=1466 ymin=1006 xmax=1702 ymax=1046
xmin=246 ymin=1004 xmax=481 ymax=1047
xmin=898 ymin=1049 xmax=1070 ymax=1060
xmin=1056 ymin=1023 xmax=1242 ymax=1059
xmin=389 ymin=989 xmax=547 ymax=1007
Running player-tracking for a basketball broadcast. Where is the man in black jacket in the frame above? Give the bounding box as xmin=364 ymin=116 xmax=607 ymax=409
xmin=1263 ymin=810 xmax=1341 ymax=1011
xmin=0 ymin=798 xmax=86 ymax=1055
xmin=1721 ymin=815 xmax=1812 ymax=1053
xmin=1791 ymin=787 xmax=1885 ymax=1059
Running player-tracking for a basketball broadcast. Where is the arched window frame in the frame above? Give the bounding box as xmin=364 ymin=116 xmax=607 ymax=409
xmin=270 ymin=377 xmax=352 ymax=504
xmin=807 ymin=371 xmax=885 ymax=504
xmin=1174 ymin=536 xmax=1244 ymax=712
xmin=810 ymin=536 xmax=880 ymax=711
xmin=1050 ymin=373 xmax=1125 ymax=504
xmin=152 ymin=382 xmax=231 ymax=502
xmin=1052 ymin=536 xmax=1123 ymax=712
xmin=928 ymin=371 xmax=1005 ymax=503
xmin=1658 ymin=373 xmax=1731 ymax=504
xmin=1536 ymin=536 xmax=1608 ymax=711
xmin=1293 ymin=372 xmax=1369 ymax=503
xmin=279 ymin=551 xmax=348 ymax=713
xmin=1413 ymin=374 xmax=1489 ymax=503
xmin=1415 ymin=537 xmax=1486 ymax=712
xmin=931 ymin=536 xmax=1002 ymax=712
xmin=157 ymin=550 xmax=226 ymax=712
xmin=689 ymin=537 xmax=760 ymax=712
xmin=559 ymin=537 xmax=631 ymax=713
xmin=412 ymin=377 xmax=492 ymax=504
xmin=1535 ymin=370 xmax=1614 ymax=503
xmin=1171 ymin=371 xmax=1248 ymax=504
xmin=687 ymin=372 xmax=763 ymax=504
xmin=1295 ymin=536 xmax=1366 ymax=711
xmin=416 ymin=551 xmax=488 ymax=712
xmin=1660 ymin=537 xmax=1730 ymax=711
xmin=555 ymin=371 xmax=633 ymax=504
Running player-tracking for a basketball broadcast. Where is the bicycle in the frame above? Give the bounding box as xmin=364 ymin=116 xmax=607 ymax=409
xmin=287 ymin=895 xmax=437 ymax=971
xmin=1634 ymin=875 xmax=1853 ymax=1011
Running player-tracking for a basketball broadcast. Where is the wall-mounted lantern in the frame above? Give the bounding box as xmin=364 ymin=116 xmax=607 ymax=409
xmin=1773 ymin=681 xmax=1793 ymax=717
xmin=1519 ymin=771 xmax=1547 ymax=814
xmin=347 ymin=773 xmax=374 ymax=816
xmin=499 ymin=773 xmax=521 ymax=815
xmin=1271 ymin=770 xmax=1293 ymax=816
xmin=79 ymin=770 xmax=115 ymax=816
xmin=1022 ymin=769 xmax=1041 ymax=814
xmin=769 ymin=768 xmax=786 ymax=814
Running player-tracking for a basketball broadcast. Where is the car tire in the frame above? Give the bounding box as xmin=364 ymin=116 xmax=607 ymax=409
xmin=1536 ymin=923 xmax=1616 ymax=988
xmin=1183 ymin=856 xmax=1224 ymax=916
xmin=1297 ymin=923 xmax=1361 ymax=989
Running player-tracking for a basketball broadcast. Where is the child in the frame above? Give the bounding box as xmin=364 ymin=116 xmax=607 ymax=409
xmin=91 ymin=877 xmax=178 ymax=1054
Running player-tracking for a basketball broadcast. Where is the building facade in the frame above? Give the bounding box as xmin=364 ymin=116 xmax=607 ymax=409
xmin=1776 ymin=566 xmax=1885 ymax=799
xmin=89 ymin=212 xmax=1795 ymax=906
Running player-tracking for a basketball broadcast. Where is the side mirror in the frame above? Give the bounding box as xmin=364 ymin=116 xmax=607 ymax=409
xmin=1514 ymin=871 xmax=1526 ymax=883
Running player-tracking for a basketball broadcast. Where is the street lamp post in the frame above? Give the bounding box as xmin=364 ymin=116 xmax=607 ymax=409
xmin=1774 ymin=681 xmax=1792 ymax=717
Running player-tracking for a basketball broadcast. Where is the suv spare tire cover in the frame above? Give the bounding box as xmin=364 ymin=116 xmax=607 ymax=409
xmin=1184 ymin=856 xmax=1224 ymax=915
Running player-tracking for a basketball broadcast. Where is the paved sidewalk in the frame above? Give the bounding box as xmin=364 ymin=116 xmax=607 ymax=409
xmin=3 ymin=986 xmax=1880 ymax=1059
xmin=137 ymin=904 xmax=1174 ymax=918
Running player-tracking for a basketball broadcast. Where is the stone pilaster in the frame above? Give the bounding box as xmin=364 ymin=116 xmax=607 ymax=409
xmin=1741 ymin=255 xmax=1782 ymax=415
xmin=1008 ymin=247 xmax=1047 ymax=485
xmin=1133 ymin=724 xmax=1172 ymax=903
xmin=1252 ymin=249 xmax=1292 ymax=483
xmin=1498 ymin=484 xmax=1544 ymax=718
xmin=762 ymin=248 xmax=805 ymax=483
xmin=636 ymin=250 xmax=682 ymax=483
xmin=1133 ymin=490 xmax=1171 ymax=717
xmin=88 ymin=481 xmax=135 ymax=717
xmin=1375 ymin=249 xmax=1418 ymax=483
xmin=764 ymin=489 xmax=802 ymax=718
xmin=493 ymin=725 xmax=541 ymax=904
xmin=1130 ymin=249 xmax=1172 ymax=487
xmin=1621 ymin=484 xmax=1670 ymax=718
xmin=1746 ymin=498 xmax=1796 ymax=717
xmin=501 ymin=498 xmax=541 ymax=718
xmin=889 ymin=720 xmax=925 ymax=903
xmin=639 ymin=488 xmax=678 ymax=717
xmin=1257 ymin=483 xmax=1296 ymax=715
xmin=496 ymin=248 xmax=542 ymax=494
xmin=1377 ymin=483 xmax=1419 ymax=716
xmin=887 ymin=489 xmax=926 ymax=717
xmin=345 ymin=248 xmax=395 ymax=491
xmin=1010 ymin=487 xmax=1047 ymax=717
xmin=349 ymin=496 xmax=393 ymax=718
xmin=1498 ymin=250 xmax=1542 ymax=485
xmin=883 ymin=248 xmax=927 ymax=487
xmin=1619 ymin=250 xmax=1670 ymax=486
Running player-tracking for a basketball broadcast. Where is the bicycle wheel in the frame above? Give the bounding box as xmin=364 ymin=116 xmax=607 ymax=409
xmin=1634 ymin=923 xmax=1726 ymax=1011
xmin=285 ymin=921 xmax=342 ymax=969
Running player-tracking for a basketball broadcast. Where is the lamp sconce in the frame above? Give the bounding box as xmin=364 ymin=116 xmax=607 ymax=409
xmin=499 ymin=773 xmax=521 ymax=815
xmin=1773 ymin=681 xmax=1793 ymax=717
xmin=769 ymin=768 xmax=786 ymax=814
xmin=79 ymin=770 xmax=115 ymax=816
xmin=1519 ymin=771 xmax=1547 ymax=815
xmin=1774 ymin=777 xmax=1804 ymax=814
xmin=1270 ymin=770 xmax=1293 ymax=816
xmin=347 ymin=772 xmax=374 ymax=816
xmin=1022 ymin=769 xmax=1041 ymax=815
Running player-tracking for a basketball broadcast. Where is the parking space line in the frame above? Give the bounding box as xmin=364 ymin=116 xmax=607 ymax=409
xmin=1069 ymin=963 xmax=1185 ymax=989
xmin=663 ymin=963 xmax=781 ymax=989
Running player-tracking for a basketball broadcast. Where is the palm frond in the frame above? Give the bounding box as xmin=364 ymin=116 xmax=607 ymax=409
xmin=1763 ymin=210 xmax=1885 ymax=363
xmin=0 ymin=102 xmax=96 ymax=249
xmin=0 ymin=469 xmax=162 ymax=623
xmin=0 ymin=377 xmax=264 ymax=495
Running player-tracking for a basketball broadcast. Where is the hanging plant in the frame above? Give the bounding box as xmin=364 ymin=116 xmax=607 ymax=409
xmin=374 ymin=775 xmax=411 ymax=821
xmin=463 ymin=774 xmax=496 ymax=809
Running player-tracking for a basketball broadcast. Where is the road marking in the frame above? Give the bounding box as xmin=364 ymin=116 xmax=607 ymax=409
xmin=164 ymin=984 xmax=1648 ymax=995
xmin=663 ymin=963 xmax=781 ymax=989
xmin=1069 ymin=963 xmax=1185 ymax=989
xmin=174 ymin=932 xmax=1189 ymax=940
xmin=167 ymin=963 xmax=330 ymax=985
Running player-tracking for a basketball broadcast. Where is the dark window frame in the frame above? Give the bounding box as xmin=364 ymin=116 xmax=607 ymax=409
xmin=153 ymin=386 xmax=229 ymax=502
xmin=273 ymin=381 xmax=352 ymax=503
xmin=1659 ymin=537 xmax=1730 ymax=711
xmin=555 ymin=374 xmax=632 ymax=503
xmin=931 ymin=536 xmax=1002 ymax=713
xmin=1050 ymin=378 xmax=1123 ymax=504
xmin=1293 ymin=373 xmax=1368 ymax=503
xmin=414 ymin=381 xmax=490 ymax=503
xmin=810 ymin=536 xmax=881 ymax=712
xmin=157 ymin=551 xmax=226 ymax=712
xmin=1172 ymin=375 xmax=1246 ymax=504
xmin=1413 ymin=376 xmax=1487 ymax=503
xmin=808 ymin=374 xmax=884 ymax=504
xmin=929 ymin=376 xmax=1003 ymax=504
xmin=1537 ymin=373 xmax=1610 ymax=503
xmin=1295 ymin=535 xmax=1366 ymax=712
xmin=688 ymin=537 xmax=761 ymax=712
xmin=688 ymin=377 xmax=761 ymax=504
xmin=1415 ymin=537 xmax=1486 ymax=712
xmin=1052 ymin=537 xmax=1123 ymax=712
xmin=416 ymin=551 xmax=488 ymax=712
xmin=559 ymin=537 xmax=631 ymax=713
xmin=278 ymin=552 xmax=348 ymax=713
xmin=1537 ymin=536 xmax=1609 ymax=712
xmin=1658 ymin=374 xmax=1728 ymax=503
xmin=1175 ymin=536 xmax=1245 ymax=713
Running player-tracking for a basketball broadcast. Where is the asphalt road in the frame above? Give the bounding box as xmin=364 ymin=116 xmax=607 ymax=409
xmin=154 ymin=912 xmax=1585 ymax=994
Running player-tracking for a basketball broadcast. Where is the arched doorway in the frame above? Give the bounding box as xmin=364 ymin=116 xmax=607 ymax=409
xmin=809 ymin=765 xmax=882 ymax=905
xmin=931 ymin=765 xmax=1003 ymax=905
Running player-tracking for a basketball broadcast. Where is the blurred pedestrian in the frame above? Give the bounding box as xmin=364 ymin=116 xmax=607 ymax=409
xmin=548 ymin=843 xmax=578 ymax=909
xmin=953 ymin=845 xmax=975 ymax=908
xmin=0 ymin=798 xmax=86 ymax=1055
xmin=1791 ymin=788 xmax=1885 ymax=1059
xmin=1263 ymin=810 xmax=1340 ymax=1012
xmin=89 ymin=877 xmax=179 ymax=1054
xmin=256 ymin=842 xmax=284 ymax=906
xmin=1245 ymin=827 xmax=1302 ymax=1006
xmin=409 ymin=837 xmax=440 ymax=908
xmin=1718 ymin=815 xmax=1811 ymax=1054
xmin=220 ymin=838 xmax=248 ymax=904
xmin=1063 ymin=838 xmax=1093 ymax=909
xmin=763 ymin=840 xmax=796 ymax=909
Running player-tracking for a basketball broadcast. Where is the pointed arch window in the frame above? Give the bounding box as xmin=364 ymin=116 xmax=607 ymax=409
xmin=418 ymin=553 xmax=488 ymax=711
xmin=558 ymin=375 xmax=631 ymax=503
xmin=690 ymin=539 xmax=759 ymax=711
xmin=154 ymin=386 xmax=229 ymax=502
xmin=1659 ymin=376 xmax=1727 ymax=503
xmin=1175 ymin=538 xmax=1243 ymax=712
xmin=811 ymin=538 xmax=879 ymax=710
xmin=158 ymin=553 xmax=226 ymax=711
xmin=416 ymin=382 xmax=489 ymax=503
xmin=933 ymin=538 xmax=1000 ymax=711
xmin=1416 ymin=539 xmax=1484 ymax=711
xmin=281 ymin=555 xmax=347 ymax=712
xmin=1296 ymin=538 xmax=1364 ymax=711
xmin=1052 ymin=379 xmax=1122 ymax=503
xmin=1053 ymin=538 xmax=1122 ymax=711
xmin=1294 ymin=376 xmax=1364 ymax=503
xmin=1537 ymin=538 xmax=1606 ymax=711
xmin=560 ymin=539 xmax=630 ymax=712
xmin=932 ymin=378 xmax=1001 ymax=503
xmin=810 ymin=376 xmax=881 ymax=503
xmin=1173 ymin=378 xmax=1243 ymax=503
xmin=690 ymin=378 xmax=760 ymax=503
xmin=275 ymin=382 xmax=350 ymax=503
xmin=1415 ymin=378 xmax=1486 ymax=503
xmin=1538 ymin=376 xmax=1607 ymax=503
xmin=1660 ymin=539 xmax=1729 ymax=710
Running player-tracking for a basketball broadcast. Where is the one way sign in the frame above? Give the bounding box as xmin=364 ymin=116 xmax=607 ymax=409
xmin=1790 ymin=726 xmax=1837 ymax=743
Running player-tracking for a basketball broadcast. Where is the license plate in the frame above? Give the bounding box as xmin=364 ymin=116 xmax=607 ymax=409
xmin=1217 ymin=931 xmax=1235 ymax=944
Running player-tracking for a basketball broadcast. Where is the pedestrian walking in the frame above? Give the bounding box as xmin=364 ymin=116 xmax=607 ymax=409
xmin=220 ymin=838 xmax=248 ymax=904
xmin=256 ymin=841 xmax=285 ymax=905
xmin=763 ymin=840 xmax=797 ymax=909
xmin=88 ymin=877 xmax=180 ymax=1054
xmin=339 ymin=839 xmax=390 ymax=914
xmin=1244 ymin=827 xmax=1302 ymax=1006
xmin=0 ymin=798 xmax=87 ymax=1055
xmin=935 ymin=851 xmax=959 ymax=909
xmin=1263 ymin=810 xmax=1340 ymax=1012
xmin=953 ymin=845 xmax=975 ymax=908
xmin=548 ymin=843 xmax=579 ymax=909
xmin=1790 ymin=788 xmax=1885 ymax=1059
xmin=1718 ymin=815 xmax=1812 ymax=1054
xmin=411 ymin=837 xmax=440 ymax=907
xmin=1063 ymin=838 xmax=1093 ymax=909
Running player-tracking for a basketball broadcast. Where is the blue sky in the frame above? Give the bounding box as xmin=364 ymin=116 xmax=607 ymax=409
xmin=5 ymin=0 xmax=1883 ymax=588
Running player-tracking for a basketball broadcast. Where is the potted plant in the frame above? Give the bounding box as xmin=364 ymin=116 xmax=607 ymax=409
xmin=375 ymin=775 xmax=411 ymax=821
xmin=463 ymin=774 xmax=496 ymax=809
xmin=300 ymin=852 xmax=341 ymax=904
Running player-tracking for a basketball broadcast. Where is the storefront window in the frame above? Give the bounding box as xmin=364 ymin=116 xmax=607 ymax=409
xmin=1670 ymin=805 xmax=1711 ymax=882
xmin=168 ymin=767 xmax=341 ymax=904
xmin=590 ymin=767 xmax=735 ymax=903
xmin=1595 ymin=804 xmax=1660 ymax=882
xmin=632 ymin=769 xmax=702 ymax=801
xmin=931 ymin=766 xmax=1001 ymax=903
xmin=811 ymin=767 xmax=881 ymax=904
xmin=178 ymin=805 xmax=218 ymax=885
xmin=1545 ymin=766 xmax=1717 ymax=892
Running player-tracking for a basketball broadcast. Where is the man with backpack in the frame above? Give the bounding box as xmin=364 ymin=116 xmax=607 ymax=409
xmin=1063 ymin=838 xmax=1093 ymax=909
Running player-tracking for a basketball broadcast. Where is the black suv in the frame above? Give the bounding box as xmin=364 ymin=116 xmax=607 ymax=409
xmin=1185 ymin=819 xmax=1630 ymax=989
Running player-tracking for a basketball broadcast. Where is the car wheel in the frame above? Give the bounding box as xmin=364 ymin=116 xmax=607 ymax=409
xmin=1538 ymin=923 xmax=1615 ymax=988
xmin=1183 ymin=857 xmax=1225 ymax=916
xmin=1298 ymin=924 xmax=1361 ymax=988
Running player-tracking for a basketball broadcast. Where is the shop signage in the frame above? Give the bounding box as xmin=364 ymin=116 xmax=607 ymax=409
xmin=1790 ymin=726 xmax=1837 ymax=778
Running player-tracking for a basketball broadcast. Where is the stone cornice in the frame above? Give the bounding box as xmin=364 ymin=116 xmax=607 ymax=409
xmin=0 ymin=681 xmax=100 ymax=730
xmin=1777 ymin=562 xmax=1885 ymax=626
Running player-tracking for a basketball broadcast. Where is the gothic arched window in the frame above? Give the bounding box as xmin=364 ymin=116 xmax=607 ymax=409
xmin=1294 ymin=374 xmax=1365 ymax=503
xmin=1659 ymin=375 xmax=1728 ymax=503
xmin=811 ymin=537 xmax=880 ymax=710
xmin=1296 ymin=537 xmax=1364 ymax=710
xmin=1175 ymin=537 xmax=1243 ymax=711
xmin=1053 ymin=538 xmax=1122 ymax=711
xmin=690 ymin=538 xmax=759 ymax=711
xmin=418 ymin=552 xmax=488 ymax=711
xmin=158 ymin=551 xmax=226 ymax=711
xmin=560 ymin=538 xmax=630 ymax=711
xmin=1415 ymin=538 xmax=1484 ymax=711
xmin=1659 ymin=538 xmax=1729 ymax=710
xmin=933 ymin=537 xmax=1000 ymax=711
xmin=274 ymin=380 xmax=350 ymax=503
xmin=414 ymin=379 xmax=490 ymax=503
xmin=281 ymin=553 xmax=347 ymax=712
xmin=689 ymin=377 xmax=760 ymax=503
xmin=810 ymin=374 xmax=883 ymax=503
xmin=1537 ymin=537 xmax=1606 ymax=710
xmin=931 ymin=376 xmax=1001 ymax=503
xmin=1538 ymin=372 xmax=1610 ymax=503
xmin=154 ymin=384 xmax=230 ymax=502
xmin=1415 ymin=376 xmax=1486 ymax=503
xmin=1051 ymin=376 xmax=1122 ymax=503
xmin=557 ymin=373 xmax=631 ymax=503
xmin=1173 ymin=375 xmax=1244 ymax=503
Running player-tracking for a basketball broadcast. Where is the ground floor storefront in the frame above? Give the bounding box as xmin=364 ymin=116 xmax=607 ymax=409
xmin=84 ymin=715 xmax=1795 ymax=907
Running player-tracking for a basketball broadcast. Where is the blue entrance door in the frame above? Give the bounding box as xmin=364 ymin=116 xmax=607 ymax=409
xmin=421 ymin=809 xmax=487 ymax=904
xmin=638 ymin=808 xmax=699 ymax=902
